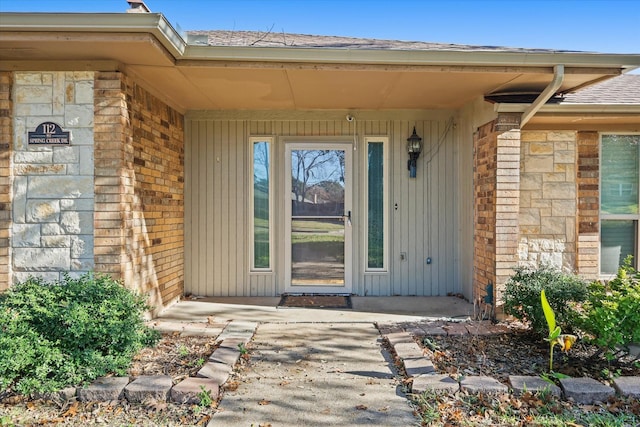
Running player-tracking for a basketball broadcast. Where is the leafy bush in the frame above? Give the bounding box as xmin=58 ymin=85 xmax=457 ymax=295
xmin=578 ymin=256 xmax=640 ymax=355
xmin=502 ymin=266 xmax=588 ymax=336
xmin=0 ymin=274 xmax=160 ymax=395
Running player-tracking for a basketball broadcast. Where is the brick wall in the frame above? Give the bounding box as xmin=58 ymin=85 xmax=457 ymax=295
xmin=94 ymin=72 xmax=184 ymax=315
xmin=576 ymin=131 xmax=599 ymax=278
xmin=518 ymin=131 xmax=577 ymax=271
xmin=0 ymin=72 xmax=11 ymax=291
xmin=474 ymin=116 xmax=521 ymax=311
xmin=494 ymin=127 xmax=521 ymax=305
xmin=474 ymin=121 xmax=497 ymax=302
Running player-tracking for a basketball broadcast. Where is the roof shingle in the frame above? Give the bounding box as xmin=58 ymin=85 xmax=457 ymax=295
xmin=561 ymin=75 xmax=640 ymax=104
xmin=187 ymin=30 xmax=584 ymax=53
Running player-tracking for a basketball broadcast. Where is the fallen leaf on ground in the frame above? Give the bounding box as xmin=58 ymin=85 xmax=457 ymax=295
xmin=196 ymin=415 xmax=211 ymax=425
xmin=258 ymin=400 xmax=271 ymax=405
xmin=62 ymin=401 xmax=78 ymax=418
xmin=224 ymin=381 xmax=240 ymax=391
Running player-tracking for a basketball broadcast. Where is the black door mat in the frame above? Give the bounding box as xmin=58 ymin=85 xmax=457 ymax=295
xmin=278 ymin=294 xmax=352 ymax=309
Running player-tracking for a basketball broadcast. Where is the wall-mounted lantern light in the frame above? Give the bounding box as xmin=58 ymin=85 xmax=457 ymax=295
xmin=407 ymin=126 xmax=422 ymax=178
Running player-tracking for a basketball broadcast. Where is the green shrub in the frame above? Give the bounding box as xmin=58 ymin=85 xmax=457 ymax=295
xmin=0 ymin=273 xmax=160 ymax=395
xmin=578 ymin=256 xmax=640 ymax=356
xmin=502 ymin=265 xmax=588 ymax=336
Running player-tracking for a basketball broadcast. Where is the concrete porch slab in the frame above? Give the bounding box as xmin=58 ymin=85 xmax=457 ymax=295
xmin=156 ymin=296 xmax=474 ymax=324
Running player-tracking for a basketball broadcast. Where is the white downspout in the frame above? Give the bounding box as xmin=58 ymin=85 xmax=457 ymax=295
xmin=521 ymin=64 xmax=565 ymax=126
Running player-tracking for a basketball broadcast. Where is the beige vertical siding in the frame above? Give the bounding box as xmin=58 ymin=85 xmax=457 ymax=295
xmin=185 ymin=114 xmax=467 ymax=297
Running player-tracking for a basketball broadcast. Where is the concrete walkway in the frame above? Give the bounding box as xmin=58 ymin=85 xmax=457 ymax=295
xmin=211 ymin=323 xmax=418 ymax=426
xmin=155 ymin=296 xmax=472 ymax=426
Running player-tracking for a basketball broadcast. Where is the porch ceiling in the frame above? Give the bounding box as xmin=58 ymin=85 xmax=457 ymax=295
xmin=1 ymin=13 xmax=639 ymax=113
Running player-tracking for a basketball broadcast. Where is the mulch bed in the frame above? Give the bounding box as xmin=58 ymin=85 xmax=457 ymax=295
xmin=420 ymin=329 xmax=640 ymax=384
xmin=128 ymin=332 xmax=218 ymax=383
xmin=0 ymin=333 xmax=229 ymax=426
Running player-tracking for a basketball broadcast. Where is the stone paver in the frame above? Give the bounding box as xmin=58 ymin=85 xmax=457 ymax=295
xmin=559 ymin=377 xmax=615 ymax=404
xmin=461 ymin=376 xmax=508 ymax=393
xmin=404 ymin=358 xmax=436 ymax=376
xmin=509 ymin=375 xmax=561 ymax=396
xmin=197 ymin=362 xmax=233 ymax=383
xmin=411 ymin=374 xmax=459 ymax=394
xmin=209 ymin=346 xmax=241 ymax=366
xmin=171 ymin=377 xmax=220 ymax=404
xmin=219 ymin=337 xmax=249 ymax=350
xmin=78 ymin=377 xmax=130 ymax=402
xmin=392 ymin=342 xmax=424 ymax=360
xmin=612 ymin=376 xmax=640 ymax=398
xmin=421 ymin=325 xmax=447 ymax=336
xmin=35 ymin=387 xmax=77 ymax=402
xmin=385 ymin=331 xmax=414 ymax=345
xmin=124 ymin=375 xmax=173 ymax=403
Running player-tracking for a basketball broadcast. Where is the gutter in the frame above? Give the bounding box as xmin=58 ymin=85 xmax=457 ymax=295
xmin=520 ymin=64 xmax=564 ymax=126
xmin=496 ymin=103 xmax=640 ymax=115
xmin=2 ymin=13 xmax=640 ymax=70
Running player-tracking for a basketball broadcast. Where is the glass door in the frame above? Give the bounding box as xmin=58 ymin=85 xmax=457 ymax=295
xmin=285 ymin=143 xmax=352 ymax=293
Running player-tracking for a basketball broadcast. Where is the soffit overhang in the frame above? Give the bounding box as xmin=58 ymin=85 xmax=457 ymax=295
xmin=1 ymin=12 xmax=639 ymax=113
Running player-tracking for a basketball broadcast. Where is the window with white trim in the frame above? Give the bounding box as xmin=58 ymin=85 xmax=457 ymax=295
xmin=365 ymin=137 xmax=389 ymax=271
xmin=600 ymin=134 xmax=639 ymax=275
xmin=250 ymin=137 xmax=273 ymax=270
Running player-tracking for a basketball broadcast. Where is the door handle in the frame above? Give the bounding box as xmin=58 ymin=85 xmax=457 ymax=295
xmin=344 ymin=210 xmax=351 ymax=226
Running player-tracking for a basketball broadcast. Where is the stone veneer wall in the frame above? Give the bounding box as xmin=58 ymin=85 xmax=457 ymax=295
xmin=518 ymin=131 xmax=577 ymax=271
xmin=0 ymin=72 xmax=12 ymax=291
xmin=11 ymin=72 xmax=95 ymax=283
xmin=94 ymin=72 xmax=184 ymax=315
xmin=473 ymin=116 xmax=521 ymax=307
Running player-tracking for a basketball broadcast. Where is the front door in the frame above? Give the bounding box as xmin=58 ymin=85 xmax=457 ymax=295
xmin=285 ymin=143 xmax=352 ymax=293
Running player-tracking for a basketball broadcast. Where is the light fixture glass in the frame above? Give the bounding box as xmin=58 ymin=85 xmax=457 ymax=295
xmin=407 ymin=127 xmax=422 ymax=178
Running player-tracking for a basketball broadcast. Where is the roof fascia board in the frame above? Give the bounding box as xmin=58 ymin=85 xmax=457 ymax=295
xmin=184 ymin=45 xmax=640 ymax=69
xmin=0 ymin=12 xmax=186 ymax=58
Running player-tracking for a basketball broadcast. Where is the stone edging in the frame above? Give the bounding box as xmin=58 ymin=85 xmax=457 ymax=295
xmin=377 ymin=320 xmax=640 ymax=404
xmin=45 ymin=320 xmax=258 ymax=405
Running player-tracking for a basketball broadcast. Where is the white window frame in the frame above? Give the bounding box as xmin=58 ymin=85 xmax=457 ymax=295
xmin=364 ymin=137 xmax=389 ymax=272
xmin=250 ymin=137 xmax=274 ymax=271
xmin=599 ymin=132 xmax=640 ymax=277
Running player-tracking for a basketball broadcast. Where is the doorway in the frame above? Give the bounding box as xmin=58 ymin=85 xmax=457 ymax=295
xmin=284 ymin=143 xmax=353 ymax=293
